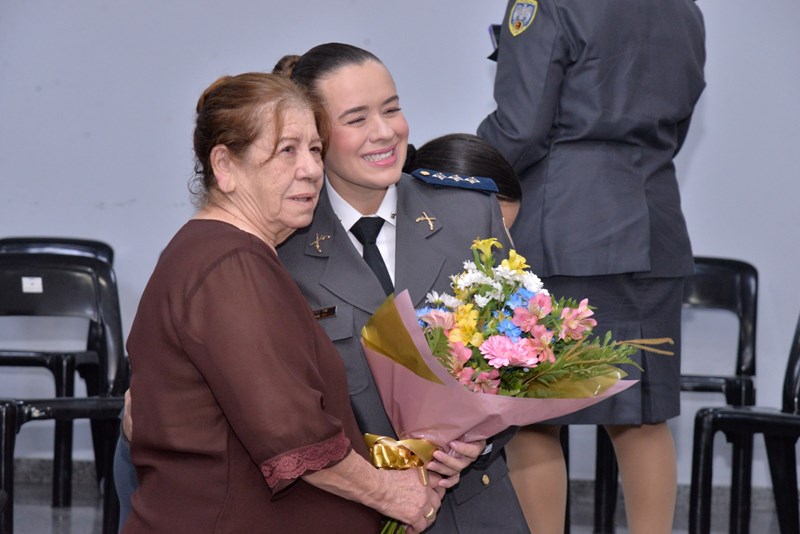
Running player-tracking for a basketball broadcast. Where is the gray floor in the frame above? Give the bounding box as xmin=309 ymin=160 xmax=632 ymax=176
xmin=10 ymin=461 xmax=783 ymax=533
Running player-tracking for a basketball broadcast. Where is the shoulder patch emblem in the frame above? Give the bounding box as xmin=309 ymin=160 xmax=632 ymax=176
xmin=508 ymin=0 xmax=538 ymax=37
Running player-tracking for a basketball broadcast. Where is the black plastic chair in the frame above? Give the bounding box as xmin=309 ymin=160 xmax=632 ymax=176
xmin=591 ymin=256 xmax=758 ymax=533
xmin=0 ymin=397 xmax=124 ymax=534
xmin=0 ymin=238 xmax=118 ymax=506
xmin=0 ymin=237 xmax=114 ymax=265
xmin=0 ymin=252 xmax=127 ymax=508
xmin=689 ymin=311 xmax=800 ymax=534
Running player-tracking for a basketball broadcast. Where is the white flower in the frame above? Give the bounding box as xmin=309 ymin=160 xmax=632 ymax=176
xmin=474 ymin=294 xmax=492 ymax=308
xmin=440 ymin=293 xmax=464 ymax=309
xmin=492 ymin=264 xmax=516 ymax=281
xmin=521 ymin=272 xmax=544 ymax=293
xmin=426 ymin=290 xmax=464 ymax=310
xmin=426 ymin=291 xmax=443 ymax=304
xmin=455 ymin=270 xmax=493 ymax=291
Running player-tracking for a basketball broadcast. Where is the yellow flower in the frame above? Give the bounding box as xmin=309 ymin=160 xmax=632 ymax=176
xmin=449 ymin=304 xmax=480 ymax=345
xmin=448 ymin=328 xmax=469 ymax=345
xmin=471 ymin=238 xmax=502 ymax=262
xmin=469 ymin=331 xmax=485 ymax=348
xmin=455 ymin=303 xmax=479 ymax=330
xmin=501 ymin=249 xmax=530 ymax=272
xmin=448 ymin=326 xmax=484 ymax=348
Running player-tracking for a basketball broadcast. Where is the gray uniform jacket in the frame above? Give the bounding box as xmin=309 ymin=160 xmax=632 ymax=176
xmin=478 ymin=0 xmax=706 ymax=279
xmin=278 ymin=174 xmax=529 ymax=533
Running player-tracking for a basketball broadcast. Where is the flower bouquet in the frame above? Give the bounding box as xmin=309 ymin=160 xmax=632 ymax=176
xmin=361 ymin=239 xmax=672 ymax=532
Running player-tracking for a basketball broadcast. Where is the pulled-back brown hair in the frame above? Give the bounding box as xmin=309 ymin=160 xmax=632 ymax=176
xmin=190 ymin=72 xmax=328 ymax=205
xmin=273 ymin=43 xmax=382 ymax=104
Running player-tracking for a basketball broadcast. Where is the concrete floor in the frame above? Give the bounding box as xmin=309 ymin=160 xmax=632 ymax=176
xmin=9 ymin=460 xmax=784 ymax=534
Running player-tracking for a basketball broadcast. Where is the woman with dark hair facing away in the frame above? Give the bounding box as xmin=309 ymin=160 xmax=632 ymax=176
xmin=404 ymin=132 xmax=522 ymax=228
xmin=121 ymin=71 xmax=441 ymax=533
xmin=276 ymin=44 xmax=529 ymax=533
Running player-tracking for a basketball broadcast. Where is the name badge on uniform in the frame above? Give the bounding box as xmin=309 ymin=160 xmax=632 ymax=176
xmin=313 ymin=306 xmax=337 ymax=320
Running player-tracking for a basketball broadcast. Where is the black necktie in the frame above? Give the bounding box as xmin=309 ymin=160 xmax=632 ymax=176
xmin=350 ymin=217 xmax=394 ymax=296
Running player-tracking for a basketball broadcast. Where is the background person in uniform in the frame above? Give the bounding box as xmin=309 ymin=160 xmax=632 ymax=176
xmin=276 ymin=43 xmax=530 ymax=533
xmin=477 ymin=1 xmax=706 ymax=533
xmin=122 ymin=72 xmax=441 ymax=533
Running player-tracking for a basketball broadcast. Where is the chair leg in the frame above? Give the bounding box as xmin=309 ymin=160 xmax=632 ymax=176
xmin=728 ymin=433 xmax=753 ymax=534
xmin=763 ymin=435 xmax=800 ymax=534
xmin=100 ymin=420 xmax=121 ymax=534
xmin=52 ymin=357 xmax=76 ymax=508
xmin=0 ymin=400 xmax=19 ymax=534
xmin=77 ymin=363 xmax=107 ymax=489
xmin=594 ymin=426 xmax=618 ymax=533
xmin=689 ymin=409 xmax=717 ymax=534
xmin=560 ymin=426 xmax=570 ymax=534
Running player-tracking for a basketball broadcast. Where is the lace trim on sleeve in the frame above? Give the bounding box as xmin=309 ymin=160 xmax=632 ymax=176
xmin=259 ymin=430 xmax=351 ymax=488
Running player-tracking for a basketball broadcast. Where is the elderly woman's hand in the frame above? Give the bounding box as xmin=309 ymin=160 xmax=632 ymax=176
xmin=302 ymin=450 xmax=441 ymax=531
xmin=375 ymin=467 xmax=442 ymax=533
xmin=425 ymin=439 xmax=488 ymax=490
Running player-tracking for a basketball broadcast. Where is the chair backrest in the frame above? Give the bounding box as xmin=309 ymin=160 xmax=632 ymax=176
xmin=782 ymin=311 xmax=800 ymax=415
xmin=0 ymin=253 xmax=126 ymax=396
xmin=0 ymin=237 xmax=114 ymax=265
xmin=683 ymin=256 xmax=758 ymax=377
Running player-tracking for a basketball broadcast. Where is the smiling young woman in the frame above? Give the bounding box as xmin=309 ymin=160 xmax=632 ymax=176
xmin=275 ymin=43 xmax=530 ymax=534
xmin=315 ymin=61 xmax=409 ymax=215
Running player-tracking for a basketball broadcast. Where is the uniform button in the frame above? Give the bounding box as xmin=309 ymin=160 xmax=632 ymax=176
xmin=481 ymin=474 xmax=490 ymax=486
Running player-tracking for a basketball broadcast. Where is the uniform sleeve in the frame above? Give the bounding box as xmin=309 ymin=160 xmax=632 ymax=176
xmin=477 ymin=0 xmax=569 ymax=176
xmin=180 ymin=249 xmax=351 ymax=492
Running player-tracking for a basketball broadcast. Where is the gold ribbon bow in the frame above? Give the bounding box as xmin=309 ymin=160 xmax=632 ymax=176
xmin=364 ymin=433 xmax=437 ymax=486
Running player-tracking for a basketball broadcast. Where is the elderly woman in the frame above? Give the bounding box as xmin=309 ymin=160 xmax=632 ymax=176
xmin=123 ymin=72 xmax=440 ymax=533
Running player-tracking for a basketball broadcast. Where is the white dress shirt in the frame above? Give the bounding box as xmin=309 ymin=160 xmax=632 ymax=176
xmin=325 ymin=179 xmax=397 ymax=284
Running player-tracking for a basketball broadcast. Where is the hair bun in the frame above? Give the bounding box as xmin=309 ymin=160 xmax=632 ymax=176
xmin=273 ymin=55 xmax=301 ymax=78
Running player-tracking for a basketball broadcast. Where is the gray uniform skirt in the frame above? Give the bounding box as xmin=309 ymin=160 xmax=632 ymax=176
xmin=542 ymin=274 xmax=684 ymax=425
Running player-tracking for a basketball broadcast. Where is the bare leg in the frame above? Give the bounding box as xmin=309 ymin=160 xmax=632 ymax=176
xmin=605 ymin=422 xmax=677 ymax=534
xmin=505 ymin=425 xmax=566 ymax=534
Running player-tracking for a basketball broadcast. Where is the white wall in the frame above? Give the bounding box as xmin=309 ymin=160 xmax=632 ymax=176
xmin=1 ymin=0 xmax=798 ymax=490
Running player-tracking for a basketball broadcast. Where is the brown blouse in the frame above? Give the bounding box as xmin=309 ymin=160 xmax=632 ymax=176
xmin=124 ymin=220 xmax=380 ymax=533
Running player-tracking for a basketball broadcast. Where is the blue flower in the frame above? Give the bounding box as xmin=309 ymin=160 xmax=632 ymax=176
xmin=497 ymin=319 xmax=522 ymax=341
xmin=506 ymin=288 xmax=534 ymax=310
xmin=416 ymin=306 xmax=433 ymax=327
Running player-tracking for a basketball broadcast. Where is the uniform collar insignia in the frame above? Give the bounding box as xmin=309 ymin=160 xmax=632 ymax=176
xmin=415 ymin=211 xmax=437 ymax=231
xmin=310 ymin=233 xmax=330 ymax=253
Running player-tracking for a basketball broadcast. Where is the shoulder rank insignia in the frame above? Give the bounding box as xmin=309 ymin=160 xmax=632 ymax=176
xmin=410 ymin=168 xmax=499 ymax=194
xmin=509 ymin=0 xmax=538 ymax=37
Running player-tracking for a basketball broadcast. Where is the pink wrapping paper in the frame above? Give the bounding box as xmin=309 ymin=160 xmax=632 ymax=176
xmin=361 ymin=290 xmax=637 ymax=446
